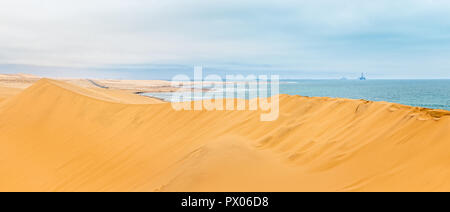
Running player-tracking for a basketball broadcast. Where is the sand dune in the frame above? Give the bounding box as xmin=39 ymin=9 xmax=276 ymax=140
xmin=0 ymin=73 xmax=179 ymax=94
xmin=0 ymin=87 xmax=23 ymax=103
xmin=0 ymin=79 xmax=449 ymax=191
xmin=0 ymin=73 xmax=41 ymax=89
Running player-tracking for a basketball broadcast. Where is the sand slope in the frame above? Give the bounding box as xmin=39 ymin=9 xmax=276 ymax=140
xmin=0 ymin=79 xmax=449 ymax=191
xmin=0 ymin=74 xmax=41 ymax=89
xmin=0 ymin=73 xmax=178 ymax=95
xmin=0 ymin=87 xmax=23 ymax=103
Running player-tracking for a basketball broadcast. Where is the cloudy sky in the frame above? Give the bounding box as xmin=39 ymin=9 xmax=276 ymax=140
xmin=1 ymin=0 xmax=450 ymax=79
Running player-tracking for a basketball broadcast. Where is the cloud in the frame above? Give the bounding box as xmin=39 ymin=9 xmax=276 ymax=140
xmin=0 ymin=0 xmax=449 ymax=78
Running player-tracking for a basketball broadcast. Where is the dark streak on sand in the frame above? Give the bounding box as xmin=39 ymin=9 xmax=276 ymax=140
xmin=87 ymin=79 xmax=109 ymax=89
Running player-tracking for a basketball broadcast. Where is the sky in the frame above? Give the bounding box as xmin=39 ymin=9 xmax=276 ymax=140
xmin=1 ymin=0 xmax=450 ymax=79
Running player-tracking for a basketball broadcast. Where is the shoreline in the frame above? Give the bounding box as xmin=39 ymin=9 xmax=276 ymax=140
xmin=137 ymin=92 xmax=450 ymax=113
xmin=1 ymin=73 xmax=449 ymax=112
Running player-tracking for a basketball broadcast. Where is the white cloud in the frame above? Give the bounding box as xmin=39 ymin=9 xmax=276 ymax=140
xmin=0 ymin=0 xmax=450 ymax=78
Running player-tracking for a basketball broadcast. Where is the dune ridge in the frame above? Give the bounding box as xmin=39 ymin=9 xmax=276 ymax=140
xmin=0 ymin=79 xmax=449 ymax=191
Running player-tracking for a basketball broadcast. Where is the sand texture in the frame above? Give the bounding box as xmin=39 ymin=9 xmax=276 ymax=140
xmin=0 ymin=79 xmax=449 ymax=191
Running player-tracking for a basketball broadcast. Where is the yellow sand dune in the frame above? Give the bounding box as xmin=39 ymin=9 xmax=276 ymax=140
xmin=0 ymin=87 xmax=23 ymax=103
xmin=0 ymin=79 xmax=449 ymax=191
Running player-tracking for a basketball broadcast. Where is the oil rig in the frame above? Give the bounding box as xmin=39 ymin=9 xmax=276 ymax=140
xmin=359 ymin=73 xmax=367 ymax=80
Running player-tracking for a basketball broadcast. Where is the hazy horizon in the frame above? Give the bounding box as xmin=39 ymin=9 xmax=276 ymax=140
xmin=1 ymin=0 xmax=450 ymax=79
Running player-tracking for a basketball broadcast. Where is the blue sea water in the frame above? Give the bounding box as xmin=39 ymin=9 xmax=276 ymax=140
xmin=143 ymin=80 xmax=450 ymax=111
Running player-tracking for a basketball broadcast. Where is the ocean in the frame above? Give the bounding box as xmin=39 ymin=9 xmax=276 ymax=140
xmin=143 ymin=80 xmax=450 ymax=111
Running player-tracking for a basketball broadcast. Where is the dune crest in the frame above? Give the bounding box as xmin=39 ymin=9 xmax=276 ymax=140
xmin=0 ymin=79 xmax=449 ymax=191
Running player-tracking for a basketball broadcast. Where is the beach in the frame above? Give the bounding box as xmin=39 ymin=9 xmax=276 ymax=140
xmin=0 ymin=75 xmax=449 ymax=191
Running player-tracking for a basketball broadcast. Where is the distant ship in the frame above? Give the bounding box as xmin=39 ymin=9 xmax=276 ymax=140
xmin=359 ymin=73 xmax=367 ymax=80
